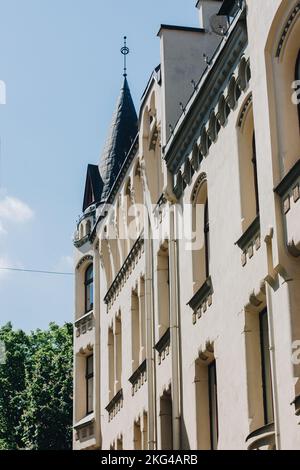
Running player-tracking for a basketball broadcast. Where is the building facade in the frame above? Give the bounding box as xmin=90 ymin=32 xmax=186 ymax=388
xmin=73 ymin=0 xmax=300 ymax=450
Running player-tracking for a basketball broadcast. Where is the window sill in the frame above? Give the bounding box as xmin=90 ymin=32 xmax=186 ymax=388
xmin=236 ymin=215 xmax=260 ymax=251
xmin=188 ymin=276 xmax=213 ymax=312
xmin=74 ymin=412 xmax=95 ymax=430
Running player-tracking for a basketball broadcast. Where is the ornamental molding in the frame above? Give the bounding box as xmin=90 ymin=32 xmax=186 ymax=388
xmin=164 ymin=15 xmax=249 ymax=197
xmin=191 ymin=172 xmax=207 ymax=204
xmin=237 ymin=93 xmax=253 ymax=128
xmin=276 ymin=2 xmax=300 ymax=58
xmin=172 ymin=51 xmax=250 ymax=200
xmin=76 ymin=254 xmax=93 ymax=270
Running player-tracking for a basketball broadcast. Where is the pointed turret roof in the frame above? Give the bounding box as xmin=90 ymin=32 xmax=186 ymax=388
xmin=99 ymin=77 xmax=138 ymax=201
xmin=82 ymin=164 xmax=103 ymax=212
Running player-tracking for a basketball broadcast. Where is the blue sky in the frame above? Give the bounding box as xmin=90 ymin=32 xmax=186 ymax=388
xmin=0 ymin=0 xmax=199 ymax=331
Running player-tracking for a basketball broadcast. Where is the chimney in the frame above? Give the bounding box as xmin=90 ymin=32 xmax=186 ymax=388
xmin=196 ymin=0 xmax=222 ymax=30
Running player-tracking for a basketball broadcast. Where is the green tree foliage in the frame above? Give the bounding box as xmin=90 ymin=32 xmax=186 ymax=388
xmin=0 ymin=322 xmax=73 ymax=450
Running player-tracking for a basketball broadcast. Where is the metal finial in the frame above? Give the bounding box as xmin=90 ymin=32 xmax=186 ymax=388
xmin=121 ymin=36 xmax=130 ymax=78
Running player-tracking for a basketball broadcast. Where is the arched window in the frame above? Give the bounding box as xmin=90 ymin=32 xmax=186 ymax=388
xmin=252 ymin=133 xmax=260 ymax=216
xmin=237 ymin=99 xmax=259 ymax=231
xmin=191 ymin=175 xmax=210 ymax=294
xmin=204 ymin=199 xmax=210 ymax=279
xmin=85 ymin=264 xmax=93 ymax=312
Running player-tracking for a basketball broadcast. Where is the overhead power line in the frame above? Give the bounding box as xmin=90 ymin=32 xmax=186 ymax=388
xmin=0 ymin=267 xmax=74 ymax=276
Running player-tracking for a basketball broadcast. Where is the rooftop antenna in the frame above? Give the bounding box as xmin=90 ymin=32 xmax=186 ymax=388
xmin=121 ymin=36 xmax=130 ymax=78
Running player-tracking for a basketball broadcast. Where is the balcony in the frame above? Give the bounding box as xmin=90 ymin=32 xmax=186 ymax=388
xmin=105 ymin=389 xmax=123 ymax=422
xmin=188 ymin=277 xmax=213 ymax=325
xmin=129 ymin=359 xmax=147 ymax=396
xmin=155 ymin=328 xmax=170 ymax=365
xmin=73 ymin=206 xmax=96 ymax=248
xmin=74 ymin=413 xmax=95 ymax=449
xmin=74 ymin=311 xmax=94 ymax=355
xmin=246 ymin=423 xmax=276 ymax=450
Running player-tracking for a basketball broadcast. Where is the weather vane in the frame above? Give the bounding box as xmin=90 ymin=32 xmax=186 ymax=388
xmin=121 ymin=36 xmax=130 ymax=78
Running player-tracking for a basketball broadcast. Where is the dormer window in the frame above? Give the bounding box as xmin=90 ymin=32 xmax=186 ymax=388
xmin=85 ymin=264 xmax=93 ymax=313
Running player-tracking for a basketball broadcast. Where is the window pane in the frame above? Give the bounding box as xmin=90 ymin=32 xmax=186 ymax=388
xmin=85 ymin=264 xmax=93 ymax=283
xmin=85 ymin=264 xmax=94 ymax=312
xmin=204 ymin=200 xmax=210 ymax=278
xmin=87 ymin=355 xmax=93 ymax=376
xmin=208 ymin=361 xmax=218 ymax=450
xmin=260 ymin=309 xmax=274 ymax=424
xmin=86 ymin=355 xmax=94 ymax=414
xmin=86 ymin=283 xmax=93 ymax=311
xmin=87 ymin=377 xmax=94 ymax=414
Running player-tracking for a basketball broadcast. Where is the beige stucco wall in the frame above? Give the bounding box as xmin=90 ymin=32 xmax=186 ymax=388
xmin=73 ymin=0 xmax=300 ymax=450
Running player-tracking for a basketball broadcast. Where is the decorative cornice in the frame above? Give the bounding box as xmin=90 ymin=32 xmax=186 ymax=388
xmin=104 ymin=234 xmax=144 ymax=309
xmin=191 ymin=172 xmax=207 ymax=204
xmin=76 ymin=255 xmax=93 ymax=271
xmin=276 ymin=2 xmax=300 ymax=58
xmin=274 ymin=159 xmax=300 ymax=197
xmin=167 ymin=55 xmax=250 ymax=200
xmin=237 ymin=93 xmax=252 ymax=128
xmin=164 ymin=11 xmax=248 ymax=183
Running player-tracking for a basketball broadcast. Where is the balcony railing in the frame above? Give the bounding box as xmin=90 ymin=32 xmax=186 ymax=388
xmin=105 ymin=389 xmax=123 ymax=422
xmin=236 ymin=215 xmax=261 ymax=266
xmin=155 ymin=328 xmax=170 ymax=365
xmin=129 ymin=359 xmax=147 ymax=396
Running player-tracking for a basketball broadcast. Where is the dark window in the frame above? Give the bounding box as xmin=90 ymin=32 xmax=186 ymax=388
xmin=252 ymin=133 xmax=260 ymax=216
xmin=85 ymin=264 xmax=93 ymax=313
xmin=86 ymin=355 xmax=94 ymax=414
xmin=295 ymin=50 xmax=300 ymax=125
xmin=204 ymin=200 xmax=210 ymax=278
xmin=259 ymin=309 xmax=274 ymax=425
xmin=208 ymin=360 xmax=218 ymax=450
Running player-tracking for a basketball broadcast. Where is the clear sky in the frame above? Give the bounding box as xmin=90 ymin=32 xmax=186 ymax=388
xmin=0 ymin=0 xmax=199 ymax=331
